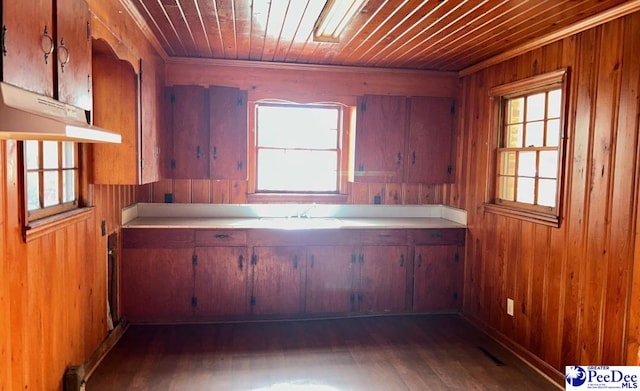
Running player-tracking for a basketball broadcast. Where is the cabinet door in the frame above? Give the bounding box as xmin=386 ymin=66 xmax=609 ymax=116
xmin=210 ymin=85 xmax=248 ymax=179
xmin=1 ymin=0 xmax=54 ymax=96
xmin=56 ymin=0 xmax=91 ymax=111
xmin=121 ymin=248 xmax=194 ymax=321
xmin=194 ymin=247 xmax=250 ymax=317
xmin=139 ymin=57 xmax=161 ymax=184
xmin=251 ymin=246 xmax=305 ymax=315
xmin=406 ymin=97 xmax=455 ymax=184
xmin=170 ymin=85 xmax=209 ymax=178
xmin=354 ymin=95 xmax=407 ymax=183
xmin=305 ymin=246 xmax=357 ymax=314
xmin=358 ymin=246 xmax=408 ymax=312
xmin=91 ymin=51 xmax=138 ymax=184
xmin=414 ymin=245 xmax=463 ymax=311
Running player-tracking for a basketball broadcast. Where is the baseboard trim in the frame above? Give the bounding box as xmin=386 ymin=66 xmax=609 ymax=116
xmin=65 ymin=318 xmax=129 ymax=390
xmin=461 ymin=313 xmax=564 ymax=388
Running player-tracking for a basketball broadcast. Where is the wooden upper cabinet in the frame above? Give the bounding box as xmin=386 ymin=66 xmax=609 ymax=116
xmin=169 ymin=85 xmax=210 ymax=179
xmin=139 ymin=58 xmax=161 ymax=184
xmin=56 ymin=0 xmax=91 ymax=111
xmin=354 ymin=95 xmax=407 ymax=183
xmin=2 ymin=0 xmax=91 ymax=110
xmin=91 ymin=48 xmax=139 ymax=184
xmin=1 ymin=0 xmax=55 ymax=96
xmin=406 ymin=97 xmax=455 ymax=184
xmin=210 ymin=86 xmax=248 ymax=180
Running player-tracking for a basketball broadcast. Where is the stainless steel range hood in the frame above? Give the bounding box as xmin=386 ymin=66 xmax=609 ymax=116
xmin=0 ymin=82 xmax=122 ymax=143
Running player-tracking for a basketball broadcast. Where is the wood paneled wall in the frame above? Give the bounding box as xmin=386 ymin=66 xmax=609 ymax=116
xmin=453 ymin=11 xmax=640 ymax=383
xmin=137 ymin=179 xmax=452 ymax=205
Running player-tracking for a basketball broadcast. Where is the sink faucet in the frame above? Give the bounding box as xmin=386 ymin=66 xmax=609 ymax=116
xmin=296 ymin=203 xmax=317 ymax=219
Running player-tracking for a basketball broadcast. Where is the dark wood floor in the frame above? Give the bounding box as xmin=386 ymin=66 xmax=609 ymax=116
xmin=87 ymin=314 xmax=560 ymax=390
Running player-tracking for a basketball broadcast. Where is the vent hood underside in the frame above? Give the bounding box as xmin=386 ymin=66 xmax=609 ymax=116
xmin=0 ymin=82 xmax=121 ymax=143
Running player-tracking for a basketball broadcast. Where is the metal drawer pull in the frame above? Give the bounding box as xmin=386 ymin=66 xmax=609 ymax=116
xmin=214 ymin=234 xmax=229 ymax=239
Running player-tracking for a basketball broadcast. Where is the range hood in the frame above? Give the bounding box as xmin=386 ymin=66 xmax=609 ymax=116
xmin=0 ymin=82 xmax=121 ymax=143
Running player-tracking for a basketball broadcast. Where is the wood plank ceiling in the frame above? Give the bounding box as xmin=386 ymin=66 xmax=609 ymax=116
xmin=130 ymin=0 xmax=632 ymax=71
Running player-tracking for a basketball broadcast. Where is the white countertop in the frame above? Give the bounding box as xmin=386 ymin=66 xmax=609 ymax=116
xmin=122 ymin=203 xmax=467 ymax=230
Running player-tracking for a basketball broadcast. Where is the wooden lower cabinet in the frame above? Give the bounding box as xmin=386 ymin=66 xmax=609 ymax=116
xmin=413 ymin=245 xmax=463 ymax=311
xmin=251 ymin=246 xmax=306 ymax=315
xmin=358 ymin=245 xmax=408 ymax=313
xmin=121 ymin=248 xmax=194 ymax=320
xmin=121 ymin=228 xmax=465 ymax=321
xmin=306 ymin=246 xmax=357 ymax=314
xmin=194 ymin=246 xmax=250 ymax=317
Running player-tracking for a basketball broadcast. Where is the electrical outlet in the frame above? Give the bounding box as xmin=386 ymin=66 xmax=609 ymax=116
xmin=507 ymin=298 xmax=514 ymax=316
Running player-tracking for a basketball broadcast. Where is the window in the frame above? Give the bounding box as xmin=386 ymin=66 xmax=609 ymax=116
xmin=23 ymin=140 xmax=79 ymax=221
xmin=487 ymin=69 xmax=568 ymax=226
xmin=255 ymin=102 xmax=343 ymax=193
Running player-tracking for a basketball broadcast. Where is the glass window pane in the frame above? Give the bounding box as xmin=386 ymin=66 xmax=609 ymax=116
xmin=63 ymin=169 xmax=76 ymax=203
xmin=516 ymin=177 xmax=535 ymax=204
xmin=26 ymin=141 xmax=40 ymax=170
xmin=43 ymin=141 xmax=59 ymax=169
xmin=257 ymin=149 xmax=337 ymax=192
xmin=546 ymin=119 xmax=560 ymax=147
xmin=258 ymin=106 xmax=338 ymax=149
xmin=526 ymin=93 xmax=545 ymax=121
xmin=525 ymin=121 xmax=544 ymax=147
xmin=539 ymin=151 xmax=558 ymax=178
xmin=43 ymin=171 xmax=59 ymax=207
xmin=547 ymin=89 xmax=562 ymax=118
xmin=497 ymin=176 xmax=515 ymax=201
xmin=505 ymin=124 xmax=523 ymax=147
xmin=518 ymin=152 xmax=536 ymax=177
xmin=538 ymin=179 xmax=557 ymax=207
xmin=62 ymin=142 xmax=75 ymax=168
xmin=498 ymin=151 xmax=516 ymax=175
xmin=506 ymin=97 xmax=524 ymax=124
xmin=27 ymin=172 xmax=40 ymax=211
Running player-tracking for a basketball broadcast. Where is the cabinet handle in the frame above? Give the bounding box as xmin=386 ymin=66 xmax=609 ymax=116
xmin=41 ymin=26 xmax=54 ymax=64
xmin=350 ymin=293 xmax=355 ymax=303
xmin=412 ymin=151 xmax=416 ymax=165
xmin=397 ymin=152 xmax=402 ymax=165
xmin=196 ymin=145 xmax=201 ymax=159
xmin=358 ymin=253 xmax=364 ymax=264
xmin=237 ymin=161 xmax=243 ymax=170
xmin=87 ymin=74 xmax=91 ymax=93
xmin=358 ymin=294 xmax=363 ymax=303
xmin=1 ymin=25 xmax=7 ymax=56
xmin=400 ymin=254 xmax=405 ymax=267
xmin=238 ymin=255 xmax=243 ymax=270
xmin=310 ymin=254 xmax=315 ymax=268
xmin=293 ymin=255 xmax=298 ymax=269
xmin=214 ymin=234 xmax=229 ymax=239
xmin=417 ymin=254 xmax=423 ymax=268
xmin=378 ymin=233 xmax=391 ymax=238
xmin=57 ymin=38 xmax=70 ymax=72
xmin=213 ymin=146 xmax=217 ymax=160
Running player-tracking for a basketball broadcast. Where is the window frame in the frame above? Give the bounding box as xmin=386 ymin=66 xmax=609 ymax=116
xmin=19 ymin=140 xmax=88 ymax=241
xmin=248 ymin=100 xmax=351 ymax=202
xmin=484 ymin=69 xmax=570 ymax=227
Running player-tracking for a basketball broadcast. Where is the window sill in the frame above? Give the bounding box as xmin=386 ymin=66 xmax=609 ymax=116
xmin=24 ymin=207 xmax=95 ymax=242
xmin=483 ymin=203 xmax=560 ymax=228
xmin=247 ymin=193 xmax=349 ymax=204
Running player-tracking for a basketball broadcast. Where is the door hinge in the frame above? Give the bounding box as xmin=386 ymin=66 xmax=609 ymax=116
xmin=191 ymin=296 xmax=198 ymax=307
xmin=192 ymin=254 xmax=198 ymax=265
xmin=447 ymin=165 xmax=453 ymax=174
xmin=251 ymin=253 xmax=257 ymax=265
xmin=453 ymin=291 xmax=459 ymax=301
xmin=358 ymin=253 xmax=364 ymax=264
xmin=140 ymin=159 xmax=144 ymax=169
xmin=454 ymin=252 xmax=459 ymax=262
xmin=170 ymin=94 xmax=176 ymax=103
xmin=351 ymin=254 xmax=357 ymax=264
xmin=358 ymin=294 xmax=363 ymax=303
xmin=350 ymin=293 xmax=355 ymax=303
xmin=250 ymin=296 xmax=256 ymax=306
xmin=237 ymin=96 xmax=243 ymax=106
xmin=450 ymin=103 xmax=455 ymax=114
xmin=360 ymin=102 xmax=366 ymax=112
xmin=171 ymin=159 xmax=176 ymax=169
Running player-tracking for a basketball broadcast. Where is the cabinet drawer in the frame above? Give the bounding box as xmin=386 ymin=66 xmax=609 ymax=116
xmin=411 ymin=229 xmax=465 ymax=245
xmin=195 ymin=230 xmax=247 ymax=246
xmin=359 ymin=229 xmax=409 ymax=245
xmin=123 ymin=228 xmax=194 ymax=248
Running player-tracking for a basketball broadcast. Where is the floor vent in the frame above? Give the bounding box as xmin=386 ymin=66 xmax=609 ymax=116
xmin=478 ymin=346 xmax=505 ymax=366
